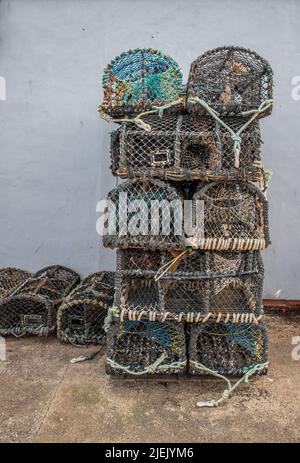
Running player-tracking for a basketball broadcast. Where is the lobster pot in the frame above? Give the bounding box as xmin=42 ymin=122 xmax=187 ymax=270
xmin=188 ymin=181 xmax=270 ymax=250
xmin=189 ymin=321 xmax=268 ymax=377
xmin=111 ymin=115 xmax=262 ymax=182
xmin=187 ymin=46 xmax=273 ymax=117
xmin=115 ymin=249 xmax=263 ymax=322
xmin=102 ymin=179 xmax=184 ymax=250
xmin=57 ymin=271 xmax=115 ymax=345
xmin=100 ymin=48 xmax=184 ymax=118
xmin=0 ymin=265 xmax=80 ymax=336
xmin=106 ymin=320 xmax=186 ymax=376
xmin=0 ymin=268 xmax=31 ymax=299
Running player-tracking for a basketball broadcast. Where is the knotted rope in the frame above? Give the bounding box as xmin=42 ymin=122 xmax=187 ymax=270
xmin=99 ymin=96 xmax=273 ymax=174
xmin=106 ymin=353 xmax=186 ymax=376
xmin=98 ymin=97 xmax=184 ymax=132
xmin=187 ymin=97 xmax=273 ymax=168
xmin=190 ymin=361 xmax=268 ymax=407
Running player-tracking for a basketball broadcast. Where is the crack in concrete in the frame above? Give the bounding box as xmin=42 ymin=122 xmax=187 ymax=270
xmin=32 ymin=363 xmax=69 ymax=441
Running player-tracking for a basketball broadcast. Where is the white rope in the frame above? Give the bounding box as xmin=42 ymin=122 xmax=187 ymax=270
xmin=116 ymin=309 xmax=263 ymax=324
xmin=187 ymin=97 xmax=273 ymax=168
xmin=98 ymin=97 xmax=184 ymax=132
xmin=192 ymin=362 xmax=269 ymax=407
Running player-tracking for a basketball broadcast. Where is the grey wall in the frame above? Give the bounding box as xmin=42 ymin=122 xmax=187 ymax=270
xmin=0 ymin=0 xmax=299 ymax=297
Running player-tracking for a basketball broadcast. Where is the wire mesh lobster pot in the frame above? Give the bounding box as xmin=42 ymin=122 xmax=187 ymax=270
xmin=102 ymin=179 xmax=184 ymax=250
xmin=188 ymin=321 xmax=268 ymax=377
xmin=0 ymin=265 xmax=80 ymax=336
xmin=187 ymin=181 xmax=270 ymax=250
xmin=111 ymin=114 xmax=263 ymax=182
xmin=114 ymin=249 xmax=264 ymax=323
xmin=186 ymin=46 xmax=273 ymax=117
xmin=100 ymin=48 xmax=184 ymax=118
xmin=0 ymin=268 xmax=31 ymax=299
xmin=106 ymin=320 xmax=186 ymax=376
xmin=57 ymin=271 xmax=115 ymax=345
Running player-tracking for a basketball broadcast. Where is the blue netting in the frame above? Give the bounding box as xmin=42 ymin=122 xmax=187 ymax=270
xmin=123 ymin=320 xmax=171 ymax=349
xmin=102 ymin=49 xmax=183 ymax=115
xmin=225 ymin=323 xmax=257 ymax=354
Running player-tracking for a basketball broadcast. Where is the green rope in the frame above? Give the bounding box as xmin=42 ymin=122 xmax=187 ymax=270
xmin=107 ymin=353 xmax=166 ymax=375
xmin=262 ymin=168 xmax=273 ymax=193
xmin=99 ymin=94 xmax=273 ymax=163
xmin=190 ymin=361 xmax=269 ymax=407
xmin=155 ymin=360 xmax=187 ymax=371
xmin=106 ymin=353 xmax=186 ymax=376
xmin=104 ymin=306 xmax=117 ymax=333
xmin=187 ymin=97 xmax=273 ymax=166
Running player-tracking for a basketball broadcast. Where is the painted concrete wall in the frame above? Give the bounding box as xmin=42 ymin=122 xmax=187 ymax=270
xmin=0 ymin=0 xmax=299 ymax=297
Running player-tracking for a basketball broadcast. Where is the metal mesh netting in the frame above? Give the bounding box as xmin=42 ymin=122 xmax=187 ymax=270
xmin=0 ymin=268 xmax=31 ymax=299
xmin=116 ymin=274 xmax=263 ymax=322
xmin=106 ymin=320 xmax=186 ymax=376
xmin=188 ymin=321 xmax=268 ymax=376
xmin=0 ymin=265 xmax=80 ymax=336
xmin=209 ymin=272 xmax=263 ymax=317
xmin=111 ymin=114 xmax=262 ymax=182
xmin=173 ymin=249 xmax=263 ymax=276
xmin=102 ymin=179 xmax=184 ymax=250
xmin=114 ymin=250 xmax=263 ymax=322
xmin=189 ymin=181 xmax=270 ymax=250
xmin=162 ymin=280 xmax=206 ymax=318
xmin=100 ymin=48 xmax=184 ymax=118
xmin=119 ymin=276 xmax=160 ymax=312
xmin=57 ymin=271 xmax=115 ymax=345
xmin=187 ymin=46 xmax=273 ymax=116
xmin=117 ymin=248 xmax=163 ymax=276
xmin=117 ymin=248 xmax=263 ymax=277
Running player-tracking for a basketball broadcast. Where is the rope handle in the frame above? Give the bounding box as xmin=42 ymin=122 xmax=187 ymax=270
xmin=187 ymin=97 xmax=273 ymax=168
xmin=191 ymin=361 xmax=269 ymax=407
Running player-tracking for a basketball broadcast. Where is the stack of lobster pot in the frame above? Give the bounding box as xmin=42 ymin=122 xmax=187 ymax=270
xmin=98 ymin=47 xmax=273 ymax=393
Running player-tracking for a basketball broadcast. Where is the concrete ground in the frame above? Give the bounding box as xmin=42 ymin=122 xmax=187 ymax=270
xmin=0 ymin=315 xmax=299 ymax=443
